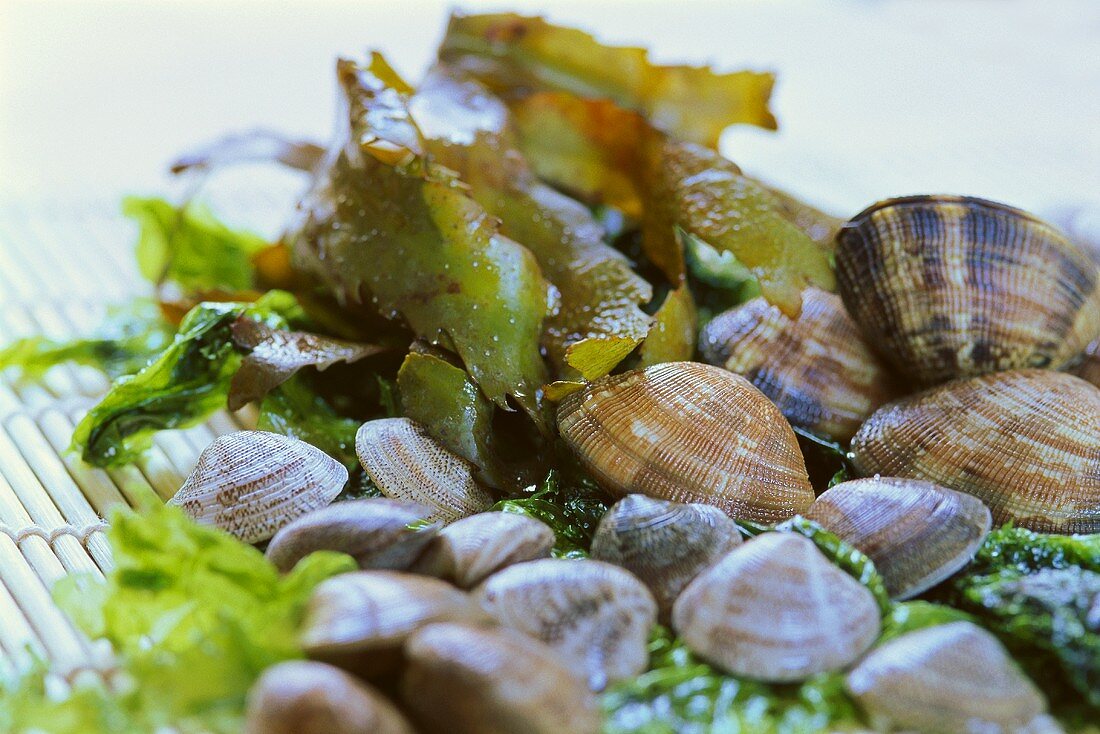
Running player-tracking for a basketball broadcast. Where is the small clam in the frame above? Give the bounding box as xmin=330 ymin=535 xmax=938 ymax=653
xmin=1072 ymin=337 xmax=1100 ymax=388
xmin=265 ymin=498 xmax=440 ymax=573
xmin=557 ymin=361 xmax=814 ymax=523
xmin=168 ymin=430 xmax=346 ymax=543
xmin=299 ymin=570 xmax=489 ymax=679
xmin=700 ymin=288 xmax=897 ymax=442
xmin=846 ymin=621 xmax=1047 ymax=733
xmin=412 ymin=511 xmax=555 ymax=589
xmin=590 ymin=494 xmax=742 ymax=621
xmin=356 ymin=417 xmax=494 ymax=523
xmin=851 ymin=369 xmax=1100 ymax=532
xmin=672 ymin=532 xmax=881 ymax=682
xmin=402 ymin=622 xmax=601 ymax=734
xmin=475 ymin=558 xmax=657 ymax=691
xmin=244 ymin=660 xmax=414 ymax=734
xmin=806 ymin=477 xmax=992 ymax=600
xmin=836 ymin=195 xmax=1100 ymax=386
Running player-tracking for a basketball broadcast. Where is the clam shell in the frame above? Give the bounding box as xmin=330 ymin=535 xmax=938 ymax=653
xmin=475 ymin=558 xmax=657 ymax=691
xmin=412 ymin=511 xmax=555 ymax=589
xmin=265 ymin=498 xmax=441 ymax=573
xmin=168 ymin=430 xmax=346 ymax=543
xmin=300 ymin=570 xmax=489 ymax=679
xmin=557 ymin=361 xmax=814 ymax=523
xmin=1072 ymin=337 xmax=1100 ymax=388
xmin=672 ymin=532 xmax=881 ymax=682
xmin=356 ymin=417 xmax=494 ymax=523
xmin=846 ymin=621 xmax=1047 ymax=733
xmin=806 ymin=477 xmax=992 ymax=600
xmin=851 ymin=369 xmax=1100 ymax=532
xmin=402 ymin=622 xmax=601 ymax=734
xmin=245 ymin=660 xmax=414 ymax=734
xmin=700 ymin=288 xmax=897 ymax=442
xmin=836 ymin=195 xmax=1100 ymax=386
xmin=590 ymin=494 xmax=742 ymax=621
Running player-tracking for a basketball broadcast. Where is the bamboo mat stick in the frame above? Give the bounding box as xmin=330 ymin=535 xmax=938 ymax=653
xmin=0 ymin=471 xmax=86 ymax=586
xmin=0 ymin=576 xmax=47 ymax=674
xmin=37 ymin=409 xmax=131 ymax=516
xmin=152 ymin=431 xmax=203 ymax=479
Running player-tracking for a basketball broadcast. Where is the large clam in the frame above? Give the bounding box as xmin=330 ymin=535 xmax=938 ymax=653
xmin=835 ymin=195 xmax=1100 ymax=387
xmin=590 ymin=494 xmax=742 ymax=621
xmin=851 ymin=369 xmax=1100 ymax=532
xmin=846 ymin=621 xmax=1048 ymax=733
xmin=672 ymin=532 xmax=881 ymax=682
xmin=700 ymin=288 xmax=896 ymax=442
xmin=557 ymin=361 xmax=814 ymax=523
xmin=806 ymin=477 xmax=992 ymax=599
xmin=168 ymin=430 xmax=346 ymax=543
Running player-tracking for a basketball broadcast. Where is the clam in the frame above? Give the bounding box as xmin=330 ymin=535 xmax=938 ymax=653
xmin=846 ymin=621 xmax=1047 ymax=733
xmin=835 ymin=195 xmax=1100 ymax=387
xmin=851 ymin=369 xmax=1100 ymax=532
xmin=672 ymin=532 xmax=881 ymax=682
xmin=700 ymin=288 xmax=897 ymax=442
xmin=806 ymin=477 xmax=992 ymax=600
xmin=590 ymin=494 xmax=742 ymax=621
xmin=356 ymin=417 xmax=494 ymax=523
xmin=475 ymin=558 xmax=657 ymax=691
xmin=244 ymin=660 xmax=414 ymax=734
xmin=168 ymin=430 xmax=346 ymax=543
xmin=557 ymin=361 xmax=814 ymax=523
xmin=412 ymin=511 xmax=555 ymax=589
xmin=299 ymin=570 xmax=489 ymax=679
xmin=265 ymin=498 xmax=440 ymax=573
xmin=402 ymin=622 xmax=601 ymax=734
xmin=1072 ymin=337 xmax=1100 ymax=388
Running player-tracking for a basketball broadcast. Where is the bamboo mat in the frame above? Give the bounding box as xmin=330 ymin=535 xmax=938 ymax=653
xmin=0 ymin=197 xmax=267 ymax=680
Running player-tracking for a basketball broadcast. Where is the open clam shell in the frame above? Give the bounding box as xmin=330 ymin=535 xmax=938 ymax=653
xmin=836 ymin=195 xmax=1100 ymax=386
xmin=846 ymin=621 xmax=1047 ymax=733
xmin=590 ymin=494 xmax=742 ymax=621
xmin=806 ymin=477 xmax=992 ymax=599
xmin=168 ymin=430 xmax=346 ymax=544
xmin=356 ymin=417 xmax=494 ymax=524
xmin=672 ymin=532 xmax=881 ymax=682
xmin=851 ymin=369 xmax=1100 ymax=532
xmin=557 ymin=361 xmax=814 ymax=523
xmin=700 ymin=288 xmax=897 ymax=442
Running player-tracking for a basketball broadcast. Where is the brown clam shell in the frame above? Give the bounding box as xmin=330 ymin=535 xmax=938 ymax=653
xmin=590 ymin=494 xmax=742 ymax=621
xmin=700 ymin=288 xmax=897 ymax=442
xmin=806 ymin=477 xmax=992 ymax=599
xmin=672 ymin=532 xmax=881 ymax=682
xmin=846 ymin=621 xmax=1047 ymax=733
xmin=836 ymin=195 xmax=1100 ymax=386
xmin=557 ymin=361 xmax=814 ymax=523
xmin=851 ymin=369 xmax=1100 ymax=532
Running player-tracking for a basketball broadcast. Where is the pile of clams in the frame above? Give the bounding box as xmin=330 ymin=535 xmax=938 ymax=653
xmin=167 ymin=191 xmax=1098 ymax=733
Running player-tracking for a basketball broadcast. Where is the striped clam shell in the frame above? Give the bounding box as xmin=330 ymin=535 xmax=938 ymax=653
xmin=356 ymin=417 xmax=494 ymax=524
xmin=557 ymin=362 xmax=814 ymax=523
xmin=806 ymin=477 xmax=992 ymax=600
xmin=411 ymin=512 xmax=555 ymax=589
xmin=700 ymin=287 xmax=897 ymax=442
xmin=836 ymin=195 xmax=1100 ymax=387
xmin=169 ymin=430 xmax=346 ymax=544
xmin=851 ymin=369 xmax=1100 ymax=532
xmin=672 ymin=532 xmax=881 ymax=682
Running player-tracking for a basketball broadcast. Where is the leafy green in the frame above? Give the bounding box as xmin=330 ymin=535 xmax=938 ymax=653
xmin=878 ymin=601 xmax=975 ymax=645
xmin=0 ymin=504 xmax=354 ymax=734
xmin=0 ymin=299 xmax=173 ymax=380
xmin=257 ymin=376 xmax=362 ymax=471
xmin=638 ymin=284 xmax=696 ymax=367
xmin=493 ymin=470 xmax=609 ymax=557
xmin=124 ymin=196 xmax=268 ymax=292
xmin=966 ymin=525 xmax=1100 ymax=576
xmin=602 ymin=627 xmax=863 ymax=734
xmin=682 ymin=229 xmax=761 ymax=298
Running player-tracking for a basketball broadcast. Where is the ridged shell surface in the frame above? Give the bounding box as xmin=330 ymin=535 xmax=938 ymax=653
xmin=557 ymin=362 xmax=814 ymax=523
xmin=356 ymin=417 xmax=494 ymax=524
xmin=671 ymin=532 xmax=881 ymax=682
xmin=412 ymin=512 xmax=555 ymax=588
xmin=475 ymin=558 xmax=657 ymax=691
xmin=806 ymin=478 xmax=992 ymax=599
xmin=846 ymin=621 xmax=1047 ymax=733
xmin=851 ymin=369 xmax=1100 ymax=532
xmin=169 ymin=430 xmax=346 ymax=544
xmin=700 ymin=288 xmax=897 ymax=442
xmin=836 ymin=195 xmax=1100 ymax=386
xmin=590 ymin=494 xmax=742 ymax=620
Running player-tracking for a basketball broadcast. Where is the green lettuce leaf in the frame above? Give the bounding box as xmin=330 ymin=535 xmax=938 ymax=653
xmin=493 ymin=469 xmax=609 ymax=558
xmin=257 ymin=376 xmax=362 ymax=471
xmin=878 ymin=600 xmax=976 ymax=645
xmin=638 ymin=284 xmax=696 ymax=367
